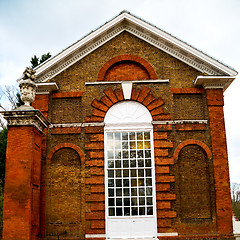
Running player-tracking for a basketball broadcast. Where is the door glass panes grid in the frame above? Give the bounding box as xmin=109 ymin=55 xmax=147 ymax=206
xmin=106 ymin=131 xmax=154 ymax=217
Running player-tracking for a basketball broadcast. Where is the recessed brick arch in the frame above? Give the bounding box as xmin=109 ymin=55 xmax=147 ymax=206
xmin=47 ymin=143 xmax=85 ymax=163
xmin=174 ymin=139 xmax=212 ymax=161
xmin=85 ymin=86 xmax=171 ymax=123
xmin=97 ymin=55 xmax=157 ymax=81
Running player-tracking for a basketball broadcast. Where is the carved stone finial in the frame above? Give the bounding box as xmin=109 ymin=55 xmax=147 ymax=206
xmin=18 ymin=67 xmax=37 ymax=109
xmin=22 ymin=67 xmax=36 ymax=81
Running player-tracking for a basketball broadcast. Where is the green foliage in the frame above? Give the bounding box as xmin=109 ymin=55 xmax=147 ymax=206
xmin=16 ymin=92 xmax=24 ymax=107
xmin=232 ymin=200 xmax=240 ymax=220
xmin=0 ymin=184 xmax=3 ymax=239
xmin=0 ymin=128 xmax=7 ymax=183
xmin=30 ymin=52 xmax=51 ymax=68
xmin=30 ymin=55 xmax=39 ymax=68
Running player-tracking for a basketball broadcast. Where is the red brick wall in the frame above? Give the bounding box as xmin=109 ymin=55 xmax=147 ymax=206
xmin=3 ymin=126 xmax=42 ymax=240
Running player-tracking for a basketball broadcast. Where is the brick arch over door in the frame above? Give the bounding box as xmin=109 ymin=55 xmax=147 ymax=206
xmin=85 ymin=86 xmax=171 ymax=123
xmin=97 ymin=55 xmax=157 ymax=81
xmin=174 ymin=140 xmax=213 ymax=220
xmin=84 ymin=86 xmax=176 ymax=235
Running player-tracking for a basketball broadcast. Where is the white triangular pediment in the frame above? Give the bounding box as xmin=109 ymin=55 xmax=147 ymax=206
xmin=34 ymin=11 xmax=237 ymax=83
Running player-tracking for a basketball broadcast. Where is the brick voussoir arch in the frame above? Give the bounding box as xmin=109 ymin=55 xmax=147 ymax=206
xmin=97 ymin=54 xmax=158 ymax=81
xmin=47 ymin=143 xmax=85 ymax=163
xmin=86 ymin=86 xmax=171 ymax=122
xmin=174 ymin=139 xmax=212 ymax=161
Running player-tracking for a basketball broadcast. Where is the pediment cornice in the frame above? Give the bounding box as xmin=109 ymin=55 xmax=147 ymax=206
xmin=35 ymin=11 xmax=237 ymax=83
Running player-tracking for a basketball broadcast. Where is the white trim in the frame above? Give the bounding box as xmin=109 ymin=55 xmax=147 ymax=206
xmin=85 ymin=234 xmax=106 ymax=238
xmin=49 ymin=120 xmax=208 ymax=128
xmin=36 ymin=82 xmax=59 ymax=94
xmin=194 ymin=75 xmax=236 ymax=91
xmin=122 ymin=82 xmax=132 ymax=99
xmin=33 ymin=12 xmax=237 ymax=83
xmin=85 ymin=80 xmax=169 ymax=85
xmin=157 ymin=232 xmax=178 ymax=237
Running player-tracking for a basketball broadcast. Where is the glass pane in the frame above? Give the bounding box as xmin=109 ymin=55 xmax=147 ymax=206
xmin=131 ymin=169 xmax=137 ymax=177
xmin=130 ymin=141 xmax=136 ymax=149
xmin=138 ymin=169 xmax=144 ymax=177
xmin=123 ymin=160 xmax=129 ymax=168
xmin=139 ymin=207 xmax=145 ymax=215
xmin=147 ymin=197 xmax=153 ymax=205
xmin=131 ymin=188 xmax=137 ymax=196
xmin=124 ymin=207 xmax=130 ymax=216
xmin=108 ymin=170 xmax=114 ymax=178
xmin=115 ymin=160 xmax=121 ymax=168
xmin=116 ymin=170 xmax=122 ymax=178
xmin=116 ymin=179 xmax=122 ymax=187
xmin=130 ymin=159 xmax=136 ymax=167
xmin=131 ymin=198 xmax=137 ymax=206
xmin=116 ymin=189 xmax=122 ymax=196
xmin=108 ymin=189 xmax=114 ymax=197
xmin=139 ymin=197 xmax=145 ymax=205
xmin=123 ymin=179 xmax=129 ymax=187
xmin=145 ymin=150 xmax=151 ymax=158
xmin=116 ymin=208 xmax=122 ymax=216
xmin=109 ymin=198 xmax=115 ymax=206
xmin=132 ymin=207 xmax=138 ymax=216
xmin=123 ymin=170 xmax=129 ymax=177
xmin=137 ymin=150 xmax=143 ymax=158
xmin=130 ymin=132 xmax=135 ymax=140
xmin=137 ymin=141 xmax=143 ymax=149
xmin=144 ymin=141 xmax=151 ymax=149
xmin=122 ymin=141 xmax=128 ymax=149
xmin=124 ymin=188 xmax=130 ymax=196
xmin=146 ymin=169 xmax=152 ymax=177
xmin=107 ymin=132 xmax=114 ymax=140
xmin=109 ymin=208 xmax=115 ymax=216
xmin=116 ymin=198 xmax=122 ymax=206
xmin=124 ymin=198 xmax=130 ymax=206
xmin=144 ymin=132 xmax=150 ymax=140
xmin=115 ymin=150 xmax=121 ymax=159
xmin=123 ymin=151 xmax=129 ymax=159
xmin=146 ymin=178 xmax=152 ymax=186
xmin=145 ymin=159 xmax=151 ymax=167
xmin=139 ymin=188 xmax=145 ymax=196
xmin=138 ymin=178 xmax=144 ymax=186
xmin=137 ymin=132 xmax=143 ymax=140
xmin=108 ymin=179 xmax=114 ymax=187
xmin=130 ymin=151 xmax=136 ymax=159
xmin=115 ymin=132 xmax=121 ymax=140
xmin=131 ymin=179 xmax=137 ymax=187
xmin=147 ymin=207 xmax=153 ymax=215
xmin=122 ymin=133 xmax=128 ymax=140
xmin=146 ymin=187 xmax=152 ymax=196
xmin=138 ymin=159 xmax=144 ymax=167
xmin=108 ymin=151 xmax=114 ymax=159
xmin=108 ymin=160 xmax=114 ymax=168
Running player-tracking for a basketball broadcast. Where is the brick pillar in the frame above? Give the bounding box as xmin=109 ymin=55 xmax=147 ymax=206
xmin=206 ymin=88 xmax=233 ymax=236
xmin=1 ymin=110 xmax=49 ymax=240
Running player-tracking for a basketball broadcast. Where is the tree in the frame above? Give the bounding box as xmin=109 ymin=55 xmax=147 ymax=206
xmin=30 ymin=52 xmax=51 ymax=68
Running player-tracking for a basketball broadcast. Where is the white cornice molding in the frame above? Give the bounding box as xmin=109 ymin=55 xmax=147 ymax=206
xmin=36 ymin=82 xmax=59 ymax=94
xmin=194 ymin=76 xmax=236 ymax=91
xmin=34 ymin=12 xmax=238 ymax=83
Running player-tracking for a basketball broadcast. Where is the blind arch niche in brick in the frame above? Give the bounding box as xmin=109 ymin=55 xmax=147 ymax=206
xmin=176 ymin=144 xmax=212 ymax=220
xmin=46 ymin=147 xmax=83 ymax=238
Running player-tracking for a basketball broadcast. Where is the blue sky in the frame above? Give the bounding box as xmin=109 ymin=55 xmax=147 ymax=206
xmin=0 ymin=0 xmax=240 ymax=183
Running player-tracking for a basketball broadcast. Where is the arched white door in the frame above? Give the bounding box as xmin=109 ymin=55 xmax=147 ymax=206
xmin=104 ymin=101 xmax=157 ymax=239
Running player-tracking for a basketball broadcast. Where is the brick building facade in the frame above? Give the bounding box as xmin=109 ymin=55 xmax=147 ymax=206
xmin=1 ymin=11 xmax=238 ymax=240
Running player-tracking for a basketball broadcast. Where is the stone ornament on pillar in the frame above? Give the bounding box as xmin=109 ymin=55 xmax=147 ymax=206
xmin=18 ymin=67 xmax=37 ymax=110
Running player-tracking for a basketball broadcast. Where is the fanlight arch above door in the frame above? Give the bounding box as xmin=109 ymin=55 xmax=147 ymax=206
xmin=104 ymin=101 xmax=152 ymax=129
